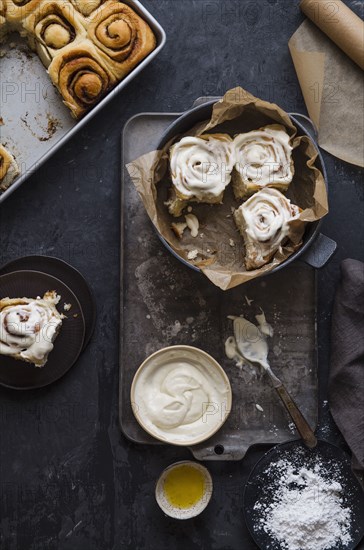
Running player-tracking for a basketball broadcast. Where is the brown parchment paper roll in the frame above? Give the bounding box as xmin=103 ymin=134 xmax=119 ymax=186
xmin=126 ymin=87 xmax=328 ymax=291
xmin=289 ymin=19 xmax=364 ymax=167
xmin=300 ymin=0 xmax=364 ymax=70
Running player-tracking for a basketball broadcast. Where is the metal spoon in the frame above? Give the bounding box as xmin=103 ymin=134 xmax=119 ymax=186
xmin=232 ymin=316 xmax=317 ymax=449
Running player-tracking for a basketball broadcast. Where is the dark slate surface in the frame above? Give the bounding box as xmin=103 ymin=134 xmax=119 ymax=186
xmin=0 ymin=1 xmax=363 ymax=549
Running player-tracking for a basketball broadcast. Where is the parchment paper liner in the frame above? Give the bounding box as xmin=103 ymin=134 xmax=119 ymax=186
xmin=126 ymin=87 xmax=328 ymax=291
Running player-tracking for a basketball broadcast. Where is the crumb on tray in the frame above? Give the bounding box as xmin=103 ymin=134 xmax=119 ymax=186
xmin=187 ymin=249 xmax=198 ymax=260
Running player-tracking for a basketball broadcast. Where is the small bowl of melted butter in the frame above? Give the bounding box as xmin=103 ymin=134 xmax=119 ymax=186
xmin=155 ymin=461 xmax=213 ymax=519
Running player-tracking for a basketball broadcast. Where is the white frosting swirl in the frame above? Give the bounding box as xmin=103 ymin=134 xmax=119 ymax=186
xmin=234 ymin=124 xmax=293 ymax=191
xmin=170 ymin=134 xmax=235 ymax=201
xmin=234 ymin=188 xmax=300 ymax=269
xmin=132 ymin=347 xmax=231 ymax=444
xmin=0 ymin=292 xmax=63 ymax=367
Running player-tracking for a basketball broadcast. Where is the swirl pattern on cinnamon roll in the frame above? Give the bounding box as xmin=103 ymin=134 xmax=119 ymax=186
xmin=48 ymin=40 xmax=116 ymax=118
xmin=233 ymin=124 xmax=294 ymax=199
xmin=0 ymin=291 xmax=63 ymax=367
xmin=167 ymin=134 xmax=235 ymax=217
xmin=0 ymin=144 xmax=19 ymax=192
xmin=234 ymin=188 xmax=301 ymax=270
xmin=86 ymin=1 xmax=156 ymax=78
xmin=23 ymin=2 xmax=86 ymax=67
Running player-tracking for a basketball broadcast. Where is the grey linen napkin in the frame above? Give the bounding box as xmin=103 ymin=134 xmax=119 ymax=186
xmin=329 ymin=259 xmax=364 ymax=472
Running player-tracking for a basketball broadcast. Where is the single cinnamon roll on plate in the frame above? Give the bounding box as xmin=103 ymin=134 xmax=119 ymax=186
xmin=23 ymin=1 xmax=87 ymax=67
xmin=233 ymin=124 xmax=294 ymax=199
xmin=0 ymin=291 xmax=63 ymax=367
xmin=167 ymin=134 xmax=235 ymax=217
xmin=86 ymin=0 xmax=156 ymax=79
xmin=234 ymin=188 xmax=302 ymax=270
xmin=0 ymin=144 xmax=20 ymax=193
xmin=48 ymin=39 xmax=116 ymax=118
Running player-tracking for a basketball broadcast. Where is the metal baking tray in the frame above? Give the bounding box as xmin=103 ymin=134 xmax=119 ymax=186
xmin=119 ymin=106 xmax=318 ymax=461
xmin=0 ymin=0 xmax=166 ymax=204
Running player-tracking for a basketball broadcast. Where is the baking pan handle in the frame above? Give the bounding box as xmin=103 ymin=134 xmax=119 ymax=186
xmin=300 ymin=233 xmax=337 ymax=269
xmin=289 ymin=112 xmax=318 ymax=140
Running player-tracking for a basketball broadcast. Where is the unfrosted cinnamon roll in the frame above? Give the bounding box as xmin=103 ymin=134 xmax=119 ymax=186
xmin=86 ymin=1 xmax=156 ymax=79
xmin=233 ymin=124 xmax=294 ymax=199
xmin=234 ymin=188 xmax=301 ymax=270
xmin=23 ymin=1 xmax=86 ymax=67
xmin=0 ymin=0 xmax=8 ymax=42
xmin=4 ymin=0 xmax=42 ymax=28
xmin=0 ymin=291 xmax=63 ymax=367
xmin=0 ymin=144 xmax=19 ymax=192
xmin=70 ymin=0 xmax=103 ymax=17
xmin=47 ymin=40 xmax=116 ymax=118
xmin=167 ymin=134 xmax=235 ymax=217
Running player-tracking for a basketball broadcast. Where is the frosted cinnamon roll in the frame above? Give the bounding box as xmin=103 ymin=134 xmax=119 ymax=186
xmin=234 ymin=188 xmax=301 ymax=270
xmin=86 ymin=1 xmax=156 ymax=79
xmin=70 ymin=0 xmax=103 ymax=17
xmin=0 ymin=144 xmax=20 ymax=192
xmin=0 ymin=291 xmax=63 ymax=367
xmin=4 ymin=0 xmax=42 ymax=28
xmin=233 ymin=124 xmax=294 ymax=199
xmin=48 ymin=40 xmax=116 ymax=118
xmin=23 ymin=2 xmax=86 ymax=67
xmin=167 ymin=134 xmax=235 ymax=217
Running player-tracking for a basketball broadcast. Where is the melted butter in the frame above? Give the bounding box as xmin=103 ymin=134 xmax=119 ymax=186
xmin=163 ymin=464 xmax=206 ymax=509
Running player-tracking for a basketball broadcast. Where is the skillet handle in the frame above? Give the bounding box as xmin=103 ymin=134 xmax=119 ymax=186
xmin=300 ymin=233 xmax=337 ymax=269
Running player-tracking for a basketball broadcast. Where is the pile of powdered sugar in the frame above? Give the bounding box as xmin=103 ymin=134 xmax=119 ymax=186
xmin=253 ymin=452 xmax=352 ymax=550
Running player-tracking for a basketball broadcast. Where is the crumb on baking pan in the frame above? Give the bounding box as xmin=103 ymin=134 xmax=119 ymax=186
xmin=38 ymin=115 xmax=62 ymax=142
xmin=64 ymin=303 xmax=72 ymax=311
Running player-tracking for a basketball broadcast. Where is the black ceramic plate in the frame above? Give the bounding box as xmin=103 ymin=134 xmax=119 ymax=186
xmin=0 ymin=271 xmax=85 ymax=389
xmin=0 ymin=256 xmax=95 ymax=350
xmin=244 ymin=440 xmax=364 ymax=550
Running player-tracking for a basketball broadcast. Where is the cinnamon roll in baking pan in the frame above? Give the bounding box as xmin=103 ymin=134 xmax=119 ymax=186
xmin=0 ymin=291 xmax=63 ymax=367
xmin=167 ymin=134 xmax=235 ymax=217
xmin=233 ymin=188 xmax=302 ymax=270
xmin=233 ymin=124 xmax=294 ymax=199
xmin=23 ymin=1 xmax=86 ymax=67
xmin=0 ymin=0 xmax=8 ymax=42
xmin=70 ymin=0 xmax=103 ymax=17
xmin=48 ymin=40 xmax=117 ymax=118
xmin=86 ymin=0 xmax=156 ymax=79
xmin=0 ymin=144 xmax=19 ymax=192
xmin=4 ymin=0 xmax=42 ymax=28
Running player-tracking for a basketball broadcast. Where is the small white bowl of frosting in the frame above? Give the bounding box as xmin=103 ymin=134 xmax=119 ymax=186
xmin=130 ymin=345 xmax=232 ymax=446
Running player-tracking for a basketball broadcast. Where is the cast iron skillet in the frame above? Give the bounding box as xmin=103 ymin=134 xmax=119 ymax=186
xmin=155 ymin=100 xmax=337 ymax=274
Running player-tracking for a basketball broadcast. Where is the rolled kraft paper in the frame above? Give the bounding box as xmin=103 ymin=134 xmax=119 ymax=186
xmin=300 ymin=0 xmax=364 ymax=70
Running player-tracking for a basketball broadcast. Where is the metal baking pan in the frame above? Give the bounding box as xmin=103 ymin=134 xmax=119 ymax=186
xmin=119 ymin=105 xmax=319 ymax=461
xmin=0 ymin=0 xmax=166 ymax=204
